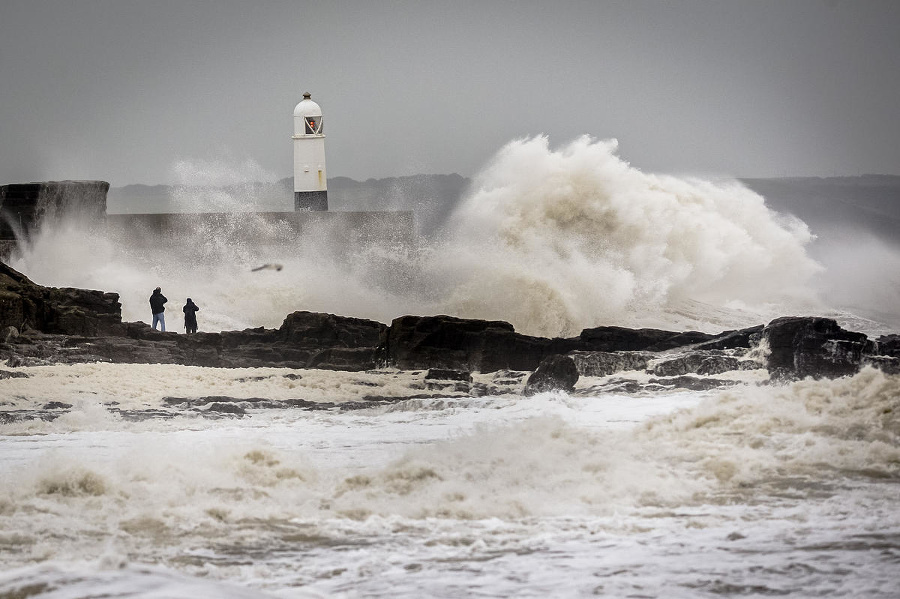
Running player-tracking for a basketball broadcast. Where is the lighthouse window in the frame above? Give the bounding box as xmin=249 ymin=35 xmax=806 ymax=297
xmin=305 ymin=117 xmax=323 ymax=134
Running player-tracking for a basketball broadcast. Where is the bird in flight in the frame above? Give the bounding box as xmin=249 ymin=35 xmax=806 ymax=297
xmin=251 ymin=263 xmax=283 ymax=272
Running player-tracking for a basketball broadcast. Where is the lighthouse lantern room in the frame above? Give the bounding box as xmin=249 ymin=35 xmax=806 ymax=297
xmin=292 ymin=92 xmax=328 ymax=211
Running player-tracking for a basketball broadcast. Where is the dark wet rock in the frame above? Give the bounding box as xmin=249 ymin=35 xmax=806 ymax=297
xmin=162 ymin=395 xmax=336 ymax=411
xmin=647 ymin=376 xmax=740 ymax=391
xmin=205 ymin=402 xmax=246 ymax=416
xmin=650 ymin=353 xmax=709 ymax=377
xmin=234 ymin=373 xmax=303 ymax=383
xmin=110 ymin=408 xmax=178 ymax=422
xmin=307 ymin=347 xmax=380 ymax=371
xmin=0 ymin=409 xmax=62 ymax=423
xmin=0 ymin=262 xmax=123 ymax=337
xmin=762 ymin=317 xmax=868 ymax=379
xmin=644 ymin=331 xmax=719 ymax=352
xmin=352 ymin=392 xmax=481 ymax=408
xmin=425 ymin=380 xmax=471 ymax=393
xmin=524 ymin=354 xmax=579 ymax=396
xmin=578 ymin=326 xmax=715 ymax=352
xmin=425 ymin=368 xmax=473 ymax=382
xmin=695 ymin=356 xmax=741 ymax=375
xmin=694 ymin=326 xmax=765 ymax=350
xmin=279 ymin=310 xmax=386 ymax=349
xmin=469 ymin=382 xmax=490 ymax=397
xmin=492 ymin=370 xmax=527 ymax=384
xmin=649 ymin=352 xmax=756 ymax=377
xmin=42 ymin=401 xmax=72 ymax=409
xmin=593 ymin=379 xmax=646 ymax=394
xmin=568 ymin=350 xmax=652 ymax=377
xmin=863 ymin=356 xmax=900 ymax=375
xmin=873 ymin=334 xmax=900 ymax=358
xmin=696 ymin=356 xmax=752 ymax=375
xmin=0 ymin=369 xmax=28 ymax=379
xmin=384 ymin=314 xmax=553 ymax=372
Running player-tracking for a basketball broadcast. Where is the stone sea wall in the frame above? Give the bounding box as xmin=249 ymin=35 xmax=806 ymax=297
xmin=0 ymin=180 xmax=109 ymax=260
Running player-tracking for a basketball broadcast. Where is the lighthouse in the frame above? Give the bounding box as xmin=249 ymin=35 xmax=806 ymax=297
xmin=292 ymin=92 xmax=327 ymax=211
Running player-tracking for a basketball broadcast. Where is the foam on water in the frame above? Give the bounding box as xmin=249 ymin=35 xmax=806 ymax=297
xmin=2 ymin=368 xmax=897 ymax=523
xmin=7 ymin=136 xmax=847 ymax=337
xmin=1 ymin=367 xmax=899 ymax=596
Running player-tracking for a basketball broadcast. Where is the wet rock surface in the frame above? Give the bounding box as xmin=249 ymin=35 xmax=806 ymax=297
xmin=524 ymin=355 xmax=580 ymax=396
xmin=762 ymin=316 xmax=869 ymax=380
xmin=1 ymin=262 xmax=897 ymax=384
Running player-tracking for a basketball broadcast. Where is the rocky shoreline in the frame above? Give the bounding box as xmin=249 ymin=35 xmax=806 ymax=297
xmin=2 ymin=261 xmax=898 ymax=397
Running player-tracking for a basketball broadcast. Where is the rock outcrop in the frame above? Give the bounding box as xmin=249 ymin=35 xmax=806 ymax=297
xmin=382 ymin=314 xmax=561 ymax=372
xmin=761 ymin=316 xmax=868 ymax=379
xmin=524 ymin=355 xmax=579 ymax=396
xmin=0 ymin=262 xmax=123 ymax=336
xmin=568 ymin=351 xmax=652 ymax=377
xmin=2 ymin=262 xmax=898 ymax=382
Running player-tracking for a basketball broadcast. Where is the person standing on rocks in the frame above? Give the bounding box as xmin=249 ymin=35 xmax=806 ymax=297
xmin=183 ymin=298 xmax=200 ymax=334
xmin=149 ymin=286 xmax=167 ymax=331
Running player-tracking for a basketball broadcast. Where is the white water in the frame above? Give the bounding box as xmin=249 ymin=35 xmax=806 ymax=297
xmin=1 ymin=366 xmax=898 ymax=597
xmin=2 ymin=137 xmax=899 ymax=597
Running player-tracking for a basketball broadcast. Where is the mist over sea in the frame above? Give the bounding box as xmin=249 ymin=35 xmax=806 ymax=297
xmin=2 ymin=136 xmax=899 ymax=597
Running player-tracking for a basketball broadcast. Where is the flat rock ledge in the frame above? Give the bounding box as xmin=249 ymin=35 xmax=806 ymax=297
xmin=2 ymin=262 xmax=898 ymax=385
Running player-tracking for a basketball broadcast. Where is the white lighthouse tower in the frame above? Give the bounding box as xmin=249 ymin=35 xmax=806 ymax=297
xmin=292 ymin=92 xmax=327 ymax=211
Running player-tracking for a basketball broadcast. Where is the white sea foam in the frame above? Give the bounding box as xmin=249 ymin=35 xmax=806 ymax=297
xmin=1 ymin=365 xmax=898 ymax=596
xmin=2 ymin=368 xmax=897 ymax=525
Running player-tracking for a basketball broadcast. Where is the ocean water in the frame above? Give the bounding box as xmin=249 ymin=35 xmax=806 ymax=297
xmin=1 ymin=366 xmax=898 ymax=597
xmin=2 ymin=137 xmax=899 ymax=597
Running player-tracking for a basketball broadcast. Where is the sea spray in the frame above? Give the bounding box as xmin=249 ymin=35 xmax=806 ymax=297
xmin=169 ymin=157 xmax=292 ymax=213
xmin=436 ymin=136 xmax=823 ymax=335
xmin=10 ymin=140 xmax=827 ymax=335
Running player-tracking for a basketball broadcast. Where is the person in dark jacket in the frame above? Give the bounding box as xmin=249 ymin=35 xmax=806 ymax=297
xmin=149 ymin=287 xmax=167 ymax=331
xmin=183 ymin=298 xmax=200 ymax=334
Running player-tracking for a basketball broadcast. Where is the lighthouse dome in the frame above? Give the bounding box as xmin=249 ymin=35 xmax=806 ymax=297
xmin=293 ymin=92 xmax=324 ymax=136
xmin=293 ymin=92 xmax=322 ymax=118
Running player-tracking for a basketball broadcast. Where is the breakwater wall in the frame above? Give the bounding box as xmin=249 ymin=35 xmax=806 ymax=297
xmin=105 ymin=210 xmax=414 ymax=248
xmin=0 ymin=181 xmax=109 ymax=258
xmin=1 ymin=180 xmax=416 ymax=260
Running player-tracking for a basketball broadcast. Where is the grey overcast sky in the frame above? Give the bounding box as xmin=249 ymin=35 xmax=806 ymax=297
xmin=1 ymin=0 xmax=898 ymax=186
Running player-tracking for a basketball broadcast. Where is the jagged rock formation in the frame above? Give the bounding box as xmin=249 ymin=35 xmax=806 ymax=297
xmin=0 ymin=262 xmax=123 ymax=336
xmin=762 ymin=316 xmax=869 ymax=379
xmin=1 ymin=262 xmax=898 ymax=381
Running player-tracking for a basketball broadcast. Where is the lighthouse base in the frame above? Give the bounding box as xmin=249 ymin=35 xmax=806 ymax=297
xmin=294 ymin=191 xmax=328 ymax=211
